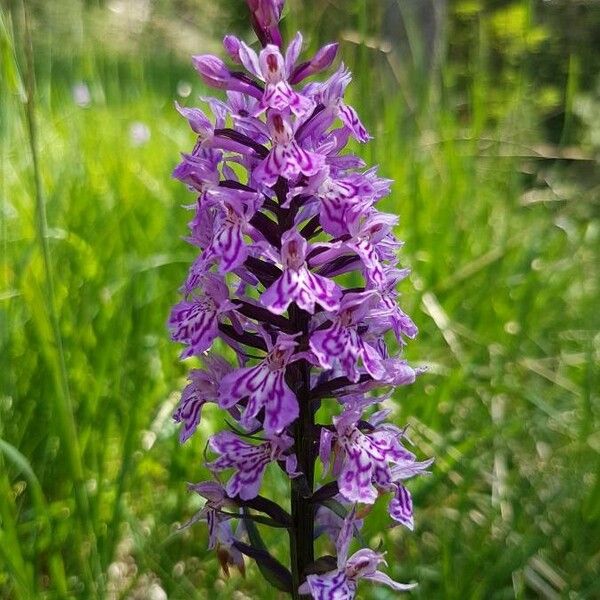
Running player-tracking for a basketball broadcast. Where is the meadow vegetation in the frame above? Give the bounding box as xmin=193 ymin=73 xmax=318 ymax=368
xmin=1 ymin=0 xmax=599 ymax=597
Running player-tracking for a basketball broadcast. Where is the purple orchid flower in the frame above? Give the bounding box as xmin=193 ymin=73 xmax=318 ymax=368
xmin=289 ymin=42 xmax=339 ymax=84
xmin=225 ymin=91 xmax=270 ymax=142
xmin=385 ymin=457 xmax=434 ymax=530
xmin=192 ymin=54 xmax=263 ymax=99
xmin=260 ymin=229 xmax=342 ymax=314
xmin=168 ymin=273 xmax=236 ymax=358
xmin=305 ymin=64 xmax=371 ymax=143
xmin=309 ymin=292 xmax=386 ymax=383
xmin=201 ymin=190 xmax=264 ymax=274
xmin=237 ymin=33 xmax=315 ymax=117
xmin=309 ymin=209 xmax=399 ymax=287
xmin=175 ymin=98 xmax=227 ymax=147
xmin=172 ymin=149 xmax=221 ymax=194
xmin=185 ymin=481 xmax=246 ymax=576
xmin=174 ymin=355 xmax=233 ymax=443
xmin=314 ymin=496 xmax=363 ymax=543
xmin=254 ymin=112 xmax=324 ymax=185
xmin=367 ymin=267 xmax=418 ymax=343
xmin=319 ymin=401 xmax=415 ymax=504
xmin=207 ymin=430 xmax=296 ymax=500
xmin=246 ymin=0 xmax=285 ymax=47
xmin=299 ymin=508 xmax=415 ymax=599
xmin=218 ymin=332 xmax=300 ymax=434
xmin=300 ymin=168 xmax=379 ymax=237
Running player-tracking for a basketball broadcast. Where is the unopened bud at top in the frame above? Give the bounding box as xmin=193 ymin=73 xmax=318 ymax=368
xmin=290 ymin=43 xmax=339 ymax=84
xmin=246 ymin=0 xmax=285 ymax=48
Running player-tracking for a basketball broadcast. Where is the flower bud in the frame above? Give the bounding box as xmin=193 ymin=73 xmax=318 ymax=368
xmin=246 ymin=0 xmax=284 ymax=47
xmin=223 ymin=35 xmax=242 ymax=64
xmin=192 ymin=54 xmax=263 ymax=98
xmin=290 ymin=43 xmax=339 ymax=84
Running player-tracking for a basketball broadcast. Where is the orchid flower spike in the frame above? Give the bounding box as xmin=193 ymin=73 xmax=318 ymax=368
xmin=168 ymin=0 xmax=430 ymax=594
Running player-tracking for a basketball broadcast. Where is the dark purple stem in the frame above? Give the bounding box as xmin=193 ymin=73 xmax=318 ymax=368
xmin=236 ymin=300 xmax=294 ymax=332
xmin=310 ymin=374 xmax=373 ymax=401
xmin=276 ymin=176 xmax=316 ymax=597
xmin=218 ymin=323 xmax=268 ymax=351
xmin=231 ymin=494 xmax=293 ymax=527
xmin=310 ymin=481 xmax=339 ymax=503
xmin=244 ymin=256 xmax=282 ymax=286
xmin=214 ymin=128 xmax=269 ymax=157
xmin=289 ymin=305 xmax=315 ymax=599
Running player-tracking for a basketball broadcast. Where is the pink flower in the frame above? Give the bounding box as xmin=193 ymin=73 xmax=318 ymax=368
xmin=237 ymin=33 xmax=315 ymax=117
xmin=173 ymin=355 xmax=232 ymax=443
xmin=253 ymin=112 xmax=324 ymax=185
xmin=168 ymin=0 xmax=429 ymax=593
xmin=320 ymin=401 xmax=415 ymax=504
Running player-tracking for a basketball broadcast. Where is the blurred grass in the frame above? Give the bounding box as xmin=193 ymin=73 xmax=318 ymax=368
xmin=1 ymin=0 xmax=599 ymax=598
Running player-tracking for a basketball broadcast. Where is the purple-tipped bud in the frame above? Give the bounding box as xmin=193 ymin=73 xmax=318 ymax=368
xmin=193 ymin=54 xmax=232 ymax=88
xmin=175 ymin=102 xmax=212 ymax=136
xmin=246 ymin=0 xmax=284 ymax=47
xmin=289 ymin=43 xmax=339 ymax=84
xmin=192 ymin=54 xmax=263 ymax=99
xmin=223 ymin=35 xmax=242 ymax=64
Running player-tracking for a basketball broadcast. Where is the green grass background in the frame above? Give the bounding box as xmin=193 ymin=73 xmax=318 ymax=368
xmin=1 ymin=0 xmax=599 ymax=598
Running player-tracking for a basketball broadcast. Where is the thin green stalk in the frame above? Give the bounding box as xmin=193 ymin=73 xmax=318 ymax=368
xmin=0 ymin=438 xmax=69 ymax=597
xmin=20 ymin=5 xmax=103 ymax=595
xmin=0 ymin=467 xmax=33 ymax=596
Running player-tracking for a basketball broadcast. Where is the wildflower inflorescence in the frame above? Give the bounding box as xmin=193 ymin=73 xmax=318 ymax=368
xmin=168 ymin=1 xmax=431 ymax=597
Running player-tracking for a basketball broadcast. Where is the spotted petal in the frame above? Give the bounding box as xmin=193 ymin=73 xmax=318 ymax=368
xmin=219 ymin=365 xmax=298 ymax=434
xmin=338 ymin=102 xmax=370 ymax=143
xmin=212 ymin=213 xmax=247 ymax=273
xmin=261 ymin=268 xmax=341 ymax=315
xmin=207 ymin=432 xmax=272 ymax=500
xmin=168 ymin=298 xmax=219 ymax=358
xmin=301 ymin=571 xmax=356 ymax=600
xmin=254 ymin=141 xmax=324 ymax=186
xmin=174 ymin=377 xmax=209 ymax=443
xmin=338 ymin=444 xmax=378 ymax=504
xmin=361 ymin=570 xmax=416 ymax=592
xmin=389 ymin=484 xmax=414 ymax=530
xmin=310 ymin=324 xmax=385 ymax=383
xmin=262 ymin=81 xmax=315 ymax=117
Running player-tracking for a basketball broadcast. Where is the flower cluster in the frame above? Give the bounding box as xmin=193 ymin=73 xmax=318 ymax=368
xmin=168 ymin=1 xmax=430 ymax=597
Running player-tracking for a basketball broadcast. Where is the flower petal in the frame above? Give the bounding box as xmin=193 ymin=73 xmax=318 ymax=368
xmin=238 ymin=41 xmax=263 ymax=79
xmin=338 ymin=446 xmax=377 ymax=504
xmin=389 ymin=484 xmax=414 ymax=530
xmin=168 ymin=298 xmax=219 ymax=358
xmin=361 ymin=570 xmax=417 ymax=592
xmin=303 ymin=571 xmax=356 ymax=600
xmin=338 ymin=102 xmax=370 ymax=143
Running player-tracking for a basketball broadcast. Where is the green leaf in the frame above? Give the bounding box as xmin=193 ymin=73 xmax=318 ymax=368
xmin=320 ymin=498 xmax=348 ymax=520
xmin=241 ymin=509 xmax=293 ymax=593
